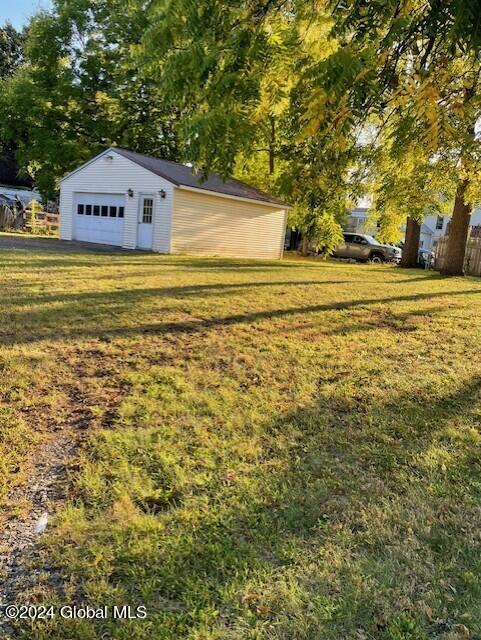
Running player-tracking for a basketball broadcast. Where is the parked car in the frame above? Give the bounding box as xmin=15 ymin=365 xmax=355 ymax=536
xmin=333 ymin=233 xmax=402 ymax=263
xmin=418 ymin=248 xmax=435 ymax=269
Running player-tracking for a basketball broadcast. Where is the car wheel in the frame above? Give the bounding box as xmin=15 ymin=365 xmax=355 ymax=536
xmin=369 ymin=253 xmax=384 ymax=264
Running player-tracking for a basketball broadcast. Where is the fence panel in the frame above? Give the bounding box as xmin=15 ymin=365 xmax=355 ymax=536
xmin=434 ymin=237 xmax=448 ymax=271
xmin=435 ymin=236 xmax=481 ymax=276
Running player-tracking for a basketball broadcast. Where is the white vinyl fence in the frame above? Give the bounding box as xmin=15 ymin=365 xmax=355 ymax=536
xmin=435 ymin=236 xmax=481 ymax=276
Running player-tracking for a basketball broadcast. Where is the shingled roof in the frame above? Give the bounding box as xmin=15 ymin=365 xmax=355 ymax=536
xmin=112 ymin=148 xmax=289 ymax=208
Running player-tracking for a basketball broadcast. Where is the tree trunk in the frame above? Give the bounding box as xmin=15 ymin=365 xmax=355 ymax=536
xmin=440 ymin=179 xmax=471 ymax=276
xmin=301 ymin=236 xmax=309 ymax=256
xmin=289 ymin=229 xmax=300 ymax=251
xmin=400 ymin=217 xmax=420 ymax=268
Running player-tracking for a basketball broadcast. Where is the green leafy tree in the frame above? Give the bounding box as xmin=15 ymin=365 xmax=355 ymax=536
xmin=330 ymin=1 xmax=481 ymax=53
xmin=0 ymin=23 xmax=24 ymax=78
xmin=141 ymin=2 xmax=361 ymax=252
xmin=387 ymin=56 xmax=481 ymax=274
xmin=0 ymin=2 xmax=181 ymax=197
xmin=321 ymin=1 xmax=481 ymax=274
xmin=0 ymin=23 xmax=27 ymax=187
xmin=367 ymin=139 xmax=455 ymax=265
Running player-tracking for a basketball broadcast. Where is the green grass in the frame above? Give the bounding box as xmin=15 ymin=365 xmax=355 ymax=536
xmin=1 ymin=250 xmax=481 ymax=639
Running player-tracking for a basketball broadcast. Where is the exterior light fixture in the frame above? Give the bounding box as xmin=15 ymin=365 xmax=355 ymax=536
xmin=127 ymin=189 xmax=134 ymax=197
xmin=159 ymin=189 xmax=166 ymax=199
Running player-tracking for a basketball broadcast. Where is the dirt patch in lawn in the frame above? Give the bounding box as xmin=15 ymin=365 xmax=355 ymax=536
xmin=0 ymin=432 xmax=77 ymax=605
xmin=0 ymin=346 xmax=127 ymax=622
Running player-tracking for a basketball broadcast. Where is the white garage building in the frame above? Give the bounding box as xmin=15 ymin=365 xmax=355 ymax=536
xmin=59 ymin=147 xmax=289 ymax=259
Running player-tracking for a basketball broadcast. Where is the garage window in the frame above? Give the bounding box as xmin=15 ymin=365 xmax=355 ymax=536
xmin=142 ymin=198 xmax=153 ymax=224
xmin=79 ymin=203 xmax=123 ymax=217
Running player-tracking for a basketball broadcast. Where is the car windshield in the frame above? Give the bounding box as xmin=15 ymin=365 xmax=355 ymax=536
xmin=362 ymin=235 xmax=378 ymax=245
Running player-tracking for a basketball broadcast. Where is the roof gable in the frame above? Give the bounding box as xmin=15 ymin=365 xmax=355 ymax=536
xmin=112 ymin=148 xmax=289 ymax=208
xmin=60 ymin=147 xmax=289 ymax=208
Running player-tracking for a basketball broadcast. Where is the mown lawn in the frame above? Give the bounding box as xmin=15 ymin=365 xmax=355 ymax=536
xmin=1 ymin=248 xmax=481 ymax=639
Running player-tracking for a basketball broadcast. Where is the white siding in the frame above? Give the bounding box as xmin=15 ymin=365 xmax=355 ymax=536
xmin=59 ymin=185 xmax=73 ymax=241
xmin=171 ymin=188 xmax=287 ymax=259
xmin=59 ymin=152 xmax=173 ymax=252
xmin=423 ymin=209 xmax=481 ymax=250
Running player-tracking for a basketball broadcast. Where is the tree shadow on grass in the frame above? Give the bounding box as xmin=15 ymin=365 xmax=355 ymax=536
xmin=323 ymin=305 xmax=448 ymax=337
xmin=0 ymin=251 xmax=329 ymax=272
xmin=390 ymin=273 xmax=445 ymax=283
xmin=40 ymin=373 xmax=481 ymax=640
xmin=154 ymin=377 xmax=481 ymax=637
xmin=0 ymin=280 xmax=354 ymax=310
xmin=1 ymin=284 xmax=481 ymax=348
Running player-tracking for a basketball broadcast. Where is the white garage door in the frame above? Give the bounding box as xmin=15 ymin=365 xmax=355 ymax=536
xmin=73 ymin=193 xmax=125 ymax=246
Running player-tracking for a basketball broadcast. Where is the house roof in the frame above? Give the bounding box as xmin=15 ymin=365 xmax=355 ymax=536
xmin=109 ymin=148 xmax=289 ymax=207
xmin=0 ymin=184 xmax=41 ymax=205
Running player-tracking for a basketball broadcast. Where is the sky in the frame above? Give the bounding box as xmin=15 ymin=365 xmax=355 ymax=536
xmin=1 ymin=0 xmax=52 ymax=29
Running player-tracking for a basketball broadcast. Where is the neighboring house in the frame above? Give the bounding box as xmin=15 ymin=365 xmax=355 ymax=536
xmin=423 ymin=214 xmax=448 ymax=248
xmin=344 ymin=197 xmax=377 ymax=234
xmin=424 ymin=208 xmax=481 ymax=249
xmin=346 ymin=204 xmax=481 ymax=250
xmin=59 ymin=148 xmax=290 ymax=259
xmin=419 ymin=223 xmax=434 ymax=249
xmin=344 ymin=207 xmax=373 ymax=233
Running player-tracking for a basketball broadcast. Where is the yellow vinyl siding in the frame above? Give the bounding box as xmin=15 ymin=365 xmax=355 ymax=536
xmin=172 ymin=189 xmax=286 ymax=260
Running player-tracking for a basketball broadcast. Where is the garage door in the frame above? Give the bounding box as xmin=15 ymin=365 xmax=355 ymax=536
xmin=73 ymin=193 xmax=125 ymax=246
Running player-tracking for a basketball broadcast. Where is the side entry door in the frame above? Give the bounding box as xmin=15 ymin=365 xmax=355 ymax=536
xmin=137 ymin=195 xmax=154 ymax=250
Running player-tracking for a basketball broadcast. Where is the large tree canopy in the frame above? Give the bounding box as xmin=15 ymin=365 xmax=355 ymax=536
xmin=2 ymin=0 xmax=481 ymax=267
xmin=0 ymin=1 xmax=182 ymax=197
xmin=0 ymin=23 xmax=30 ymax=188
xmin=323 ymin=0 xmax=481 ymax=273
xmin=330 ymin=0 xmax=481 ymax=54
xmin=0 ymin=22 xmax=24 ymax=79
xmin=140 ymin=0 xmax=481 ymax=264
xmin=140 ymin=2 xmax=366 ymax=251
